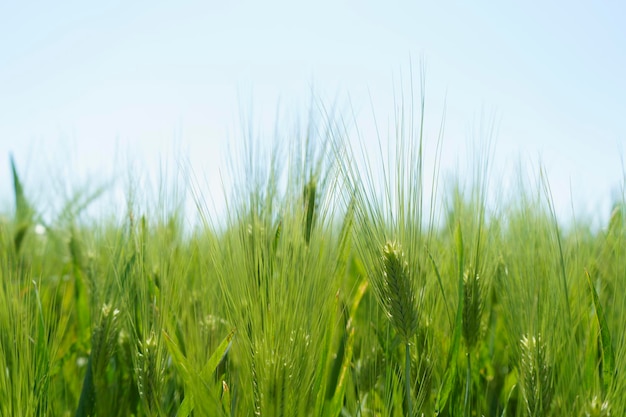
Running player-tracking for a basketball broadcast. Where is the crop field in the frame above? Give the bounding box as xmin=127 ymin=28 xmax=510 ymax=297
xmin=1 ymin=100 xmax=624 ymax=416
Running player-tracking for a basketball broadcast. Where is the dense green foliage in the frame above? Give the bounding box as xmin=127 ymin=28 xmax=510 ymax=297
xmin=1 ymin=105 xmax=624 ymax=416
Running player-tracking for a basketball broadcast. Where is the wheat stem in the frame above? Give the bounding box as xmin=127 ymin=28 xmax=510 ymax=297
xmin=405 ymin=342 xmax=412 ymax=417
xmin=464 ymin=352 xmax=471 ymax=417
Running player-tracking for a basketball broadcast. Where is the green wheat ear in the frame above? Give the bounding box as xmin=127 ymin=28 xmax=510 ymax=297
xmin=462 ymin=268 xmax=483 ymax=351
xmin=76 ymin=304 xmax=120 ymax=417
xmin=303 ymin=177 xmax=317 ymax=244
xmin=585 ymin=395 xmax=611 ymax=417
xmin=381 ymin=241 xmax=418 ymax=343
xmin=137 ymin=330 xmax=163 ymax=414
xmin=520 ymin=333 xmax=554 ymax=417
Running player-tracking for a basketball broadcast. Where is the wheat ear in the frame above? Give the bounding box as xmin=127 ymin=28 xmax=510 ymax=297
xmin=520 ymin=333 xmax=554 ymax=417
xmin=381 ymin=241 xmax=418 ymax=416
xmin=462 ymin=268 xmax=483 ymax=351
xmin=381 ymin=241 xmax=418 ymax=343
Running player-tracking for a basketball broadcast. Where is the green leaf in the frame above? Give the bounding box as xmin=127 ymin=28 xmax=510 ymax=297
xmin=163 ymin=330 xmax=196 ymax=415
xmin=585 ymin=269 xmax=615 ymax=396
xmin=199 ymin=328 xmax=236 ymax=380
xmin=327 ymin=279 xmax=368 ymax=416
xmin=10 ymin=154 xmax=33 ymax=224
xmin=163 ymin=328 xmax=236 ymax=416
xmin=75 ymin=355 xmax=96 ymax=417
xmin=436 ymin=223 xmax=465 ymax=414
xmin=428 ymin=249 xmax=452 ymax=330
xmin=176 ymin=396 xmax=194 ymax=417
xmin=13 ymin=223 xmax=28 ymax=254
xmin=303 ymin=178 xmax=317 ymax=244
xmin=162 ymin=329 xmax=193 ymax=382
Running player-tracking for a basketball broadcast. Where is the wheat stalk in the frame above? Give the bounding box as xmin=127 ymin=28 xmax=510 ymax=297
xmin=461 ymin=267 xmax=484 ymax=416
xmin=379 ymin=240 xmax=418 ymax=416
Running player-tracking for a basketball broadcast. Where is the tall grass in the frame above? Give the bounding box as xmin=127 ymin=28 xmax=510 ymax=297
xmin=1 ymin=87 xmax=625 ymax=417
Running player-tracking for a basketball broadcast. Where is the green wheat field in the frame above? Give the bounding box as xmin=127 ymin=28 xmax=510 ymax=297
xmin=1 ymin=96 xmax=624 ymax=417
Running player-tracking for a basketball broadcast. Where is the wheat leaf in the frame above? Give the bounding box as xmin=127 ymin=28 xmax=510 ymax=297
xmin=199 ymin=328 xmax=236 ymax=380
xmin=436 ymin=223 xmax=465 ymax=413
xmin=585 ymin=269 xmax=615 ymax=395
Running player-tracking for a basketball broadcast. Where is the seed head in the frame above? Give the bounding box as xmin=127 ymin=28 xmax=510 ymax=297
xmin=520 ymin=333 xmax=554 ymax=417
xmin=380 ymin=241 xmax=418 ymax=343
xmin=462 ymin=268 xmax=483 ymax=350
xmin=585 ymin=395 xmax=611 ymax=417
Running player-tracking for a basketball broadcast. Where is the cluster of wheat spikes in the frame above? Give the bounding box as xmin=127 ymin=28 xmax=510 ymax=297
xmin=1 ymin=77 xmax=626 ymax=416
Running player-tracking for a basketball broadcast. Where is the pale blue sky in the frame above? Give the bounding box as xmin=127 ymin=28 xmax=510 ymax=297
xmin=1 ymin=1 xmax=625 ymax=225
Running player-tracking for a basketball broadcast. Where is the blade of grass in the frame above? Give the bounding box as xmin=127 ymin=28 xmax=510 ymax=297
xmin=585 ymin=269 xmax=615 ymax=397
xmin=327 ymin=279 xmax=369 ymax=417
xmin=74 ymin=355 xmax=96 ymax=417
xmin=436 ymin=223 xmax=464 ymax=414
xmin=199 ymin=328 xmax=236 ymax=381
xmin=10 ymin=154 xmax=32 ymax=224
xmin=163 ymin=328 xmax=236 ymax=415
xmin=427 ymin=248 xmax=452 ymax=330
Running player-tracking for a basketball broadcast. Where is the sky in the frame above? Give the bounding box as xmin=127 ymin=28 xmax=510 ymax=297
xmin=1 ymin=1 xmax=625 ymax=227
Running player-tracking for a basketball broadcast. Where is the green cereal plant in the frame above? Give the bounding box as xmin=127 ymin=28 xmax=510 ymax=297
xmin=380 ymin=240 xmax=419 ymax=416
xmin=333 ymin=67 xmax=445 ymax=416
xmin=461 ymin=267 xmax=484 ymax=416
xmin=381 ymin=241 xmax=418 ymax=344
xmin=3 ymin=85 xmax=626 ymax=416
xmin=462 ymin=268 xmax=483 ymax=353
